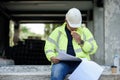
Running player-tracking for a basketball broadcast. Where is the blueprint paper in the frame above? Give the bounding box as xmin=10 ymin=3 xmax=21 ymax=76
xmin=68 ymin=60 xmax=104 ymax=80
xmin=56 ymin=52 xmax=81 ymax=61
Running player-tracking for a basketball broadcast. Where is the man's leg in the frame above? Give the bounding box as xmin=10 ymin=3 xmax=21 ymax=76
xmin=51 ymin=62 xmax=69 ymax=80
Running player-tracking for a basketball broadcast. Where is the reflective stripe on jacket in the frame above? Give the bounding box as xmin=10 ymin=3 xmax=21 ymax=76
xmin=44 ymin=22 xmax=98 ymax=61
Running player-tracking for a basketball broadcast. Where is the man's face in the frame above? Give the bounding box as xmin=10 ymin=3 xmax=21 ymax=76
xmin=69 ymin=26 xmax=77 ymax=31
xmin=66 ymin=20 xmax=78 ymax=31
xmin=66 ymin=22 xmax=78 ymax=31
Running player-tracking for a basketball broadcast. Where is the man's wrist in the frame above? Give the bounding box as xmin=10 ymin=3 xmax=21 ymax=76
xmin=78 ymin=40 xmax=84 ymax=45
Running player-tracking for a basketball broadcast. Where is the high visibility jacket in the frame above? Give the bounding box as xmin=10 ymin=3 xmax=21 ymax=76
xmin=44 ymin=22 xmax=98 ymax=61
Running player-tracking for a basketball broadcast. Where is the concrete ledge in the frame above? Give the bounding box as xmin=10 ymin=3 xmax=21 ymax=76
xmin=0 ymin=72 xmax=120 ymax=80
xmin=0 ymin=65 xmax=120 ymax=80
xmin=0 ymin=65 xmax=51 ymax=80
xmin=0 ymin=75 xmax=50 ymax=80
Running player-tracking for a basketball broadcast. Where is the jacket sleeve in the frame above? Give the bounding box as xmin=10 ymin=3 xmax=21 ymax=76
xmin=81 ymin=27 xmax=98 ymax=55
xmin=44 ymin=28 xmax=59 ymax=61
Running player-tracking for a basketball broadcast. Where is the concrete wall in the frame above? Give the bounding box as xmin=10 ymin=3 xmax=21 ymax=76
xmin=92 ymin=0 xmax=120 ymax=65
xmin=94 ymin=7 xmax=104 ymax=65
xmin=104 ymin=0 xmax=120 ymax=65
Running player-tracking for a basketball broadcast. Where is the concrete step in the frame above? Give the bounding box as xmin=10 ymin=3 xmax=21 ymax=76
xmin=0 ymin=65 xmax=51 ymax=80
xmin=0 ymin=65 xmax=120 ymax=80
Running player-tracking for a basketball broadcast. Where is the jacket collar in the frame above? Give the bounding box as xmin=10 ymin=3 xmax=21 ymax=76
xmin=59 ymin=22 xmax=83 ymax=35
xmin=59 ymin=22 xmax=67 ymax=36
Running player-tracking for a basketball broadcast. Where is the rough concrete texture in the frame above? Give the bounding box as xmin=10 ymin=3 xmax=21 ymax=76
xmin=0 ymin=65 xmax=119 ymax=80
xmin=104 ymin=0 xmax=120 ymax=65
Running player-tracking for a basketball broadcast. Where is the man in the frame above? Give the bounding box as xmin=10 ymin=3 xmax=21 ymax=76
xmin=44 ymin=8 xmax=98 ymax=80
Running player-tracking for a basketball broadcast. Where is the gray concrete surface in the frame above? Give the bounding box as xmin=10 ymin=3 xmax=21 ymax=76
xmin=0 ymin=65 xmax=119 ymax=80
xmin=104 ymin=0 xmax=120 ymax=65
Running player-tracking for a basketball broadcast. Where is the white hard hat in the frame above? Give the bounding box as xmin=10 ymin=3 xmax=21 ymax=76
xmin=66 ymin=8 xmax=82 ymax=28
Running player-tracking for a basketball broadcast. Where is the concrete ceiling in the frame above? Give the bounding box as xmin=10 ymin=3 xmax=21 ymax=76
xmin=2 ymin=1 xmax=93 ymax=11
xmin=0 ymin=0 xmax=94 ymax=23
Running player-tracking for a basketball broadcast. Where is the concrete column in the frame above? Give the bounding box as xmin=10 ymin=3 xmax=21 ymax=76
xmin=104 ymin=0 xmax=120 ymax=65
xmin=87 ymin=20 xmax=93 ymax=60
xmin=93 ymin=7 xmax=104 ymax=65
xmin=87 ymin=21 xmax=94 ymax=33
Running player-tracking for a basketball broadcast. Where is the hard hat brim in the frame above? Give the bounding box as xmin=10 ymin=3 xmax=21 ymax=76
xmin=67 ymin=20 xmax=81 ymax=28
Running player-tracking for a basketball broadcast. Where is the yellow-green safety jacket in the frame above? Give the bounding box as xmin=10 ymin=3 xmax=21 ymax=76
xmin=44 ymin=22 xmax=98 ymax=61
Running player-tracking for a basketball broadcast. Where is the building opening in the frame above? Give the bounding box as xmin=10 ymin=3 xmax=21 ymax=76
xmin=6 ymin=22 xmax=62 ymax=65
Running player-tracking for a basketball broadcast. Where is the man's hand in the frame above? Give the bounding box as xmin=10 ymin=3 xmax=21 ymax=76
xmin=50 ymin=57 xmax=60 ymax=64
xmin=71 ymin=31 xmax=81 ymax=44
